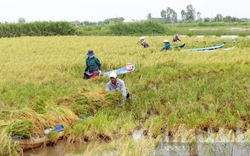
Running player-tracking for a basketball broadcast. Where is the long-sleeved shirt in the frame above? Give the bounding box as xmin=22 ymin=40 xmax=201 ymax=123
xmin=160 ymin=42 xmax=171 ymax=51
xmin=172 ymin=35 xmax=181 ymax=42
xmin=142 ymin=42 xmax=149 ymax=48
xmin=106 ymin=78 xmax=128 ymax=99
xmin=84 ymin=56 xmax=102 ymax=74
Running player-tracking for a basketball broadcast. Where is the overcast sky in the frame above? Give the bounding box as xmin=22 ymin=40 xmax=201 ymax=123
xmin=0 ymin=0 xmax=249 ymax=23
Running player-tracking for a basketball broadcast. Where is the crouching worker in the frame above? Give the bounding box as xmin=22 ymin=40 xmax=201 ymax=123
xmin=142 ymin=40 xmax=149 ymax=48
xmin=83 ymin=50 xmax=102 ymax=79
xmin=140 ymin=36 xmax=149 ymax=48
xmin=172 ymin=34 xmax=181 ymax=42
xmin=106 ymin=71 xmax=130 ymax=106
xmin=160 ymin=40 xmax=171 ymax=52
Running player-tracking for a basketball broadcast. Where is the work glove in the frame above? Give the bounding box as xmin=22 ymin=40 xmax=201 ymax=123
xmin=98 ymin=70 xmax=102 ymax=75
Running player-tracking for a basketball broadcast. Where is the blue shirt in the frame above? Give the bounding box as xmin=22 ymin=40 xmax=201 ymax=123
xmin=160 ymin=42 xmax=171 ymax=51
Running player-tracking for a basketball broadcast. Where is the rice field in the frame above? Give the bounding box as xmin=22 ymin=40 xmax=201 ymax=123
xmin=0 ymin=36 xmax=250 ymax=155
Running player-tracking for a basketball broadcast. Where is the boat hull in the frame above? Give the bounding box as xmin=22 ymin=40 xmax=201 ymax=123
xmin=12 ymin=136 xmax=49 ymax=150
xmin=181 ymin=43 xmax=225 ymax=52
xmin=12 ymin=131 xmax=64 ymax=150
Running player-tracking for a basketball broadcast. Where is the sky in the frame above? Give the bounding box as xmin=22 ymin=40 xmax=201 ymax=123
xmin=0 ymin=0 xmax=249 ymax=23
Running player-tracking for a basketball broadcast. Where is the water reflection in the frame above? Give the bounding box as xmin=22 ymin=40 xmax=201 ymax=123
xmin=155 ymin=128 xmax=250 ymax=156
xmin=156 ymin=141 xmax=250 ymax=156
xmin=24 ymin=131 xmax=250 ymax=156
xmin=23 ymin=139 xmax=87 ymax=156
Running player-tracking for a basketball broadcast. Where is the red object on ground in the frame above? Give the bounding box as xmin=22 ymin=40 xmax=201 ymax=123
xmin=90 ymin=72 xmax=99 ymax=78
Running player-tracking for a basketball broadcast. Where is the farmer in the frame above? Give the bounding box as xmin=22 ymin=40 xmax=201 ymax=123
xmin=83 ymin=50 xmax=102 ymax=79
xmin=106 ymin=71 xmax=130 ymax=106
xmin=140 ymin=36 xmax=145 ymax=44
xmin=160 ymin=40 xmax=171 ymax=51
xmin=142 ymin=40 xmax=149 ymax=48
xmin=172 ymin=34 xmax=181 ymax=42
xmin=140 ymin=36 xmax=149 ymax=48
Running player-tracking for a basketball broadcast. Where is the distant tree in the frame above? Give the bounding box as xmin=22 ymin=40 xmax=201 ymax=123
xmin=196 ymin=11 xmax=202 ymax=22
xmin=18 ymin=18 xmax=26 ymax=23
xmin=103 ymin=17 xmax=125 ymax=24
xmin=71 ymin=20 xmax=81 ymax=26
xmin=160 ymin=9 xmax=167 ymax=23
xmin=147 ymin=13 xmax=152 ymax=21
xmin=214 ymin=14 xmax=223 ymax=22
xmin=166 ymin=7 xmax=177 ymax=23
xmin=82 ymin=21 xmax=98 ymax=26
xmin=203 ymin=17 xmax=211 ymax=22
xmin=186 ymin=4 xmax=196 ymax=21
xmin=172 ymin=11 xmax=178 ymax=23
xmin=160 ymin=7 xmax=177 ymax=23
xmin=83 ymin=21 xmax=90 ymax=26
xmin=241 ymin=18 xmax=250 ymax=21
xmin=224 ymin=16 xmax=232 ymax=22
xmin=223 ymin=16 xmax=240 ymax=22
xmin=231 ymin=17 xmax=240 ymax=22
xmin=181 ymin=10 xmax=186 ymax=22
xmin=160 ymin=10 xmax=166 ymax=18
xmin=97 ymin=21 xmax=104 ymax=25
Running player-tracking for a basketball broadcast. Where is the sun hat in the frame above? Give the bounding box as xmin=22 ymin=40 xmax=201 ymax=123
xmin=109 ymin=71 xmax=117 ymax=78
xmin=140 ymin=36 xmax=145 ymax=40
xmin=87 ymin=50 xmax=94 ymax=56
xmin=163 ymin=40 xmax=169 ymax=43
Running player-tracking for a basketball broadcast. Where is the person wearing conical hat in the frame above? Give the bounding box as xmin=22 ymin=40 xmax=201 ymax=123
xmin=140 ymin=36 xmax=145 ymax=43
xmin=160 ymin=40 xmax=171 ymax=51
xmin=139 ymin=36 xmax=150 ymax=48
xmin=83 ymin=50 xmax=102 ymax=79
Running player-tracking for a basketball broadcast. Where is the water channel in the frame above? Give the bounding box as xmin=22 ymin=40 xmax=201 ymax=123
xmin=23 ymin=128 xmax=250 ymax=156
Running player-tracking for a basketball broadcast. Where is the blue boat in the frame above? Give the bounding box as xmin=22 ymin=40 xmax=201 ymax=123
xmin=172 ymin=43 xmax=186 ymax=48
xmin=102 ymin=62 xmax=135 ymax=77
xmin=180 ymin=43 xmax=225 ymax=52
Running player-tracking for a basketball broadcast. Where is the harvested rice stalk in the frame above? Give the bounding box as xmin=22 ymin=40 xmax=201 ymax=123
xmin=61 ymin=89 xmax=123 ymax=117
xmin=6 ymin=120 xmax=33 ymax=139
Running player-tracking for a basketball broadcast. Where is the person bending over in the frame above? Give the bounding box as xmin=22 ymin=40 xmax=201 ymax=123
xmin=106 ymin=71 xmax=130 ymax=106
xmin=172 ymin=34 xmax=181 ymax=42
xmin=160 ymin=40 xmax=171 ymax=51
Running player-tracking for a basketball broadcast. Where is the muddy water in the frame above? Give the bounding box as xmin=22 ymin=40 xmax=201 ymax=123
xmin=23 ymin=129 xmax=145 ymax=155
xmin=23 ymin=140 xmax=88 ymax=156
xmin=24 ymin=129 xmax=250 ymax=156
xmin=155 ymin=136 xmax=250 ymax=155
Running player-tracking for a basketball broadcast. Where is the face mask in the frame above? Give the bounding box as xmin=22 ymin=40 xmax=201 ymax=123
xmin=89 ymin=55 xmax=94 ymax=58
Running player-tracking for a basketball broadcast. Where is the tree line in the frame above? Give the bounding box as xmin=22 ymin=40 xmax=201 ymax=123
xmin=0 ymin=21 xmax=168 ymax=37
xmin=1 ymin=20 xmax=250 ymax=38
xmin=0 ymin=21 xmax=75 ymax=38
xmin=150 ymin=4 xmax=247 ymax=23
